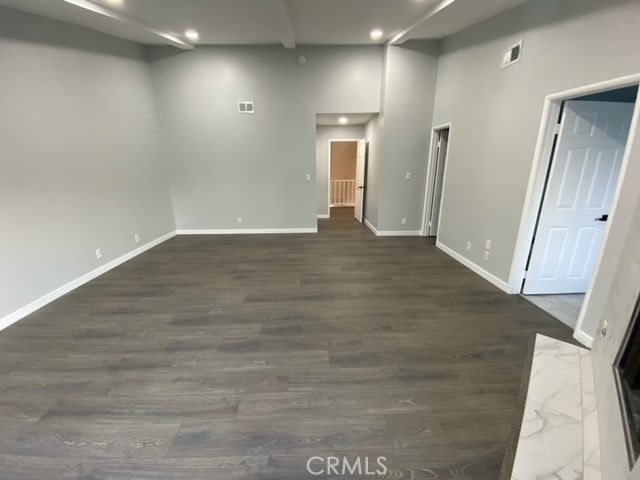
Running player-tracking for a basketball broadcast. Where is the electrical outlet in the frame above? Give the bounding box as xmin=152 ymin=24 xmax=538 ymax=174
xmin=134 ymin=234 xmax=140 ymax=243
xmin=466 ymin=242 xmax=472 ymax=251
xmin=483 ymin=250 xmax=490 ymax=260
xmin=601 ymin=320 xmax=608 ymax=338
xmin=306 ymin=173 xmax=311 ymax=181
xmin=237 ymin=217 xmax=243 ymax=224
xmin=95 ymin=248 xmax=102 ymax=259
xmin=405 ymin=172 xmax=412 ymax=181
xmin=401 ymin=218 xmax=407 ymax=225
xmin=485 ymin=239 xmax=491 ymax=250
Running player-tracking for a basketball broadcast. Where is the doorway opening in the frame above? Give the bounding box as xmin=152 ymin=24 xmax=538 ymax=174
xmin=422 ymin=124 xmax=451 ymax=238
xmin=329 ymin=139 xmax=367 ymax=221
xmin=315 ymin=113 xmax=375 ymax=227
xmin=516 ymin=84 xmax=638 ymax=329
xmin=329 ymin=140 xmax=357 ymax=216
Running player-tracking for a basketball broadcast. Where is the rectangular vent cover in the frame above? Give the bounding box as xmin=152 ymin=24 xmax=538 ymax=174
xmin=501 ymin=41 xmax=523 ymax=69
xmin=238 ymin=101 xmax=255 ymax=113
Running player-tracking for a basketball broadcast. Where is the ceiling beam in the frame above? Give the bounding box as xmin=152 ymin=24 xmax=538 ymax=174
xmin=275 ymin=0 xmax=296 ymax=49
xmin=62 ymin=0 xmax=194 ymax=50
xmin=389 ymin=0 xmax=457 ymax=45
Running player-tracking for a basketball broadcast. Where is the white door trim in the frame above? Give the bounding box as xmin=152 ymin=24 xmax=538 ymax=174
xmin=508 ymin=73 xmax=640 ymax=347
xmin=354 ymin=139 xmax=367 ymax=223
xmin=327 ymin=138 xmax=363 ymax=215
xmin=422 ymin=123 xmax=452 ymax=236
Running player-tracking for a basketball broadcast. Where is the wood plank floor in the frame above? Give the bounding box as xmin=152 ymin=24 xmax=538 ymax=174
xmin=0 ymin=209 xmax=575 ymax=479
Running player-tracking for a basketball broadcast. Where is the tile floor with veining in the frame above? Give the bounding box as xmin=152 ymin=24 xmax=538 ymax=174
xmin=511 ymin=334 xmax=601 ymax=479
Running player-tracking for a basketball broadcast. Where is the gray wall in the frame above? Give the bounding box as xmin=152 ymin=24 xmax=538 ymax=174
xmin=315 ymin=125 xmax=366 ymax=217
xmin=0 ymin=7 xmax=175 ymax=320
xmin=364 ymin=116 xmax=381 ymax=227
xmin=432 ymin=0 xmax=640 ymax=282
xmin=148 ymin=45 xmax=382 ymax=231
xmin=376 ymin=41 xmax=439 ymax=232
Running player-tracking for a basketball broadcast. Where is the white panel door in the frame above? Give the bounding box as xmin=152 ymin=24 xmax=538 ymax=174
xmin=354 ymin=139 xmax=366 ymax=223
xmin=523 ymin=101 xmax=633 ymax=294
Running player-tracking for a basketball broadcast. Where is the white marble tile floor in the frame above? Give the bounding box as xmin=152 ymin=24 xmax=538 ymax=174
xmin=511 ymin=334 xmax=601 ymax=480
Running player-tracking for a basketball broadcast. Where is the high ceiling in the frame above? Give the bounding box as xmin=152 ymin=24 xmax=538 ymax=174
xmin=0 ymin=0 xmax=533 ymax=49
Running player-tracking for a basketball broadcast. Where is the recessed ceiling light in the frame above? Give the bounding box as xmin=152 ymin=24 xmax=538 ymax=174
xmin=339 ymin=117 xmax=348 ymax=125
xmin=104 ymin=0 xmax=124 ymax=7
xmin=370 ymin=29 xmax=384 ymax=40
xmin=185 ymin=29 xmax=199 ymax=42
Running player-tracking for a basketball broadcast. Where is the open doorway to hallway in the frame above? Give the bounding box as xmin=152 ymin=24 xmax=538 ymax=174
xmin=329 ymin=139 xmax=366 ymax=221
xmin=520 ymin=85 xmax=638 ymax=328
xmin=315 ymin=113 xmax=376 ymax=227
xmin=329 ymin=140 xmax=357 ymax=217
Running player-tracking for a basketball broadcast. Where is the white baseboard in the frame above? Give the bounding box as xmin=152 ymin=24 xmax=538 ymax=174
xmin=573 ymin=329 xmax=594 ymax=348
xmin=436 ymin=241 xmax=509 ymax=293
xmin=364 ymin=218 xmax=378 ymax=235
xmin=376 ymin=230 xmax=422 ymax=237
xmin=317 ymin=214 xmax=330 ymax=219
xmin=176 ymin=228 xmax=318 ymax=235
xmin=363 ymin=219 xmax=421 ymax=237
xmin=0 ymin=231 xmax=176 ymax=332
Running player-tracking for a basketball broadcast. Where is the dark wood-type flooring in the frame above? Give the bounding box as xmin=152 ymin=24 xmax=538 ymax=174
xmin=0 ymin=208 xmax=574 ymax=479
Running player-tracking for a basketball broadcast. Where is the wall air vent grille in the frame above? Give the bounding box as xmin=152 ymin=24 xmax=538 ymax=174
xmin=238 ymin=101 xmax=255 ymax=113
xmin=501 ymin=41 xmax=523 ymax=69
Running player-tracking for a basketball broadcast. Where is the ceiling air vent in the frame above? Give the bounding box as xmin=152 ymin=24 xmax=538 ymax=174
xmin=501 ymin=41 xmax=523 ymax=69
xmin=238 ymin=101 xmax=255 ymax=114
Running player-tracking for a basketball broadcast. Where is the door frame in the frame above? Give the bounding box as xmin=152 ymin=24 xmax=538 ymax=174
xmin=508 ymin=74 xmax=640 ymax=346
xmin=327 ymin=138 xmax=363 ymax=214
xmin=422 ymin=123 xmax=452 ymax=236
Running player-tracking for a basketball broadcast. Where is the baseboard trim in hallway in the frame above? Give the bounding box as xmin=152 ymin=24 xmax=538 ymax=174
xmin=363 ymin=219 xmax=422 ymax=237
xmin=436 ymin=240 xmax=510 ymax=293
xmin=364 ymin=218 xmax=378 ymax=235
xmin=0 ymin=230 xmax=177 ymax=332
xmin=176 ymin=228 xmax=318 ymax=235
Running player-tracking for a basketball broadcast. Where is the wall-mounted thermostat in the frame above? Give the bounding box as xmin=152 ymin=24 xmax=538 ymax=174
xmin=238 ymin=101 xmax=255 ymax=113
xmin=500 ymin=41 xmax=523 ymax=69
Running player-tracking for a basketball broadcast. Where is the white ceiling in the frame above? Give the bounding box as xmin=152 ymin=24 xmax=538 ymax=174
xmin=406 ymin=0 xmax=533 ymax=40
xmin=0 ymin=0 xmax=534 ymax=49
xmin=316 ymin=113 xmax=377 ymax=126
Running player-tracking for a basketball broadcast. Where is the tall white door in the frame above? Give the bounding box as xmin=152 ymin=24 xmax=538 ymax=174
xmin=523 ymin=100 xmax=634 ymax=294
xmin=354 ymin=139 xmax=367 ymax=223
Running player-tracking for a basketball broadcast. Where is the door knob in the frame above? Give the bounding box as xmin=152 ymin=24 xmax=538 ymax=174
xmin=594 ymin=214 xmax=609 ymax=222
xmin=357 ymin=186 xmax=365 ymax=190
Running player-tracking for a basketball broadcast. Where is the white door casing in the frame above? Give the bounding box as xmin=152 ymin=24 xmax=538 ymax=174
xmin=354 ymin=139 xmax=366 ymax=223
xmin=428 ymin=129 xmax=449 ymax=236
xmin=523 ymin=101 xmax=634 ymax=294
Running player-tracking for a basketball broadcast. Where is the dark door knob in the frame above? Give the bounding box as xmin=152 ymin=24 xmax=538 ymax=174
xmin=594 ymin=214 xmax=609 ymax=222
xmin=357 ymin=186 xmax=365 ymax=190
